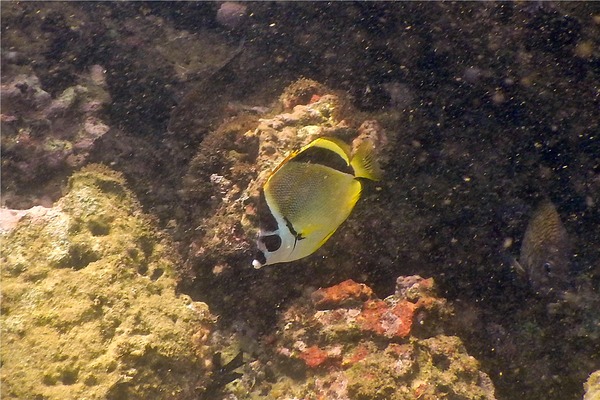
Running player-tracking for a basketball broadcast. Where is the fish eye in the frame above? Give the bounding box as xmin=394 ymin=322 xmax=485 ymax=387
xmin=260 ymin=234 xmax=282 ymax=252
xmin=543 ymin=262 xmax=553 ymax=274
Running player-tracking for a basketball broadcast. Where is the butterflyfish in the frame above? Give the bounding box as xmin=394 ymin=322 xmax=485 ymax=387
xmin=252 ymin=137 xmax=382 ymax=269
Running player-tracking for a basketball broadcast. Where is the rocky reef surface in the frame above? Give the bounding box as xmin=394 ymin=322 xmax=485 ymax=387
xmin=1 ymin=2 xmax=599 ymax=400
xmin=585 ymin=370 xmax=600 ymax=400
xmin=0 ymin=160 xmax=496 ymax=400
xmin=1 ymin=70 xmax=110 ymax=209
xmin=1 ymin=165 xmax=215 ymax=399
xmin=222 ymin=276 xmax=495 ymax=399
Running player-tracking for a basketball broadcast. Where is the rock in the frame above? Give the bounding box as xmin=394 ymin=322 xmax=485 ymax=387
xmin=216 ymin=2 xmax=248 ymax=30
xmin=345 ymin=335 xmax=496 ymax=400
xmin=279 ymin=78 xmax=330 ymax=111
xmin=224 ymin=276 xmax=496 ymax=399
xmin=0 ymin=206 xmax=51 ymax=234
xmin=584 ymin=370 xmax=600 ymax=400
xmin=0 ymin=164 xmax=216 ymax=399
xmin=1 ymin=72 xmax=111 ymax=208
xmin=311 ymin=279 xmax=374 ymax=310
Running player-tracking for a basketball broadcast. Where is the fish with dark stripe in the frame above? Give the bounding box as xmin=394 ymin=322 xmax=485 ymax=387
xmin=252 ymin=137 xmax=382 ymax=268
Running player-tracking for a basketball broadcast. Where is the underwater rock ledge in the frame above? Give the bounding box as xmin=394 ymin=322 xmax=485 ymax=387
xmin=1 ymin=164 xmax=215 ymax=399
xmin=224 ymin=275 xmax=497 ymax=400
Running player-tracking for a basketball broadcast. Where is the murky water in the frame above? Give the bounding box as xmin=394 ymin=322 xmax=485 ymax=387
xmin=2 ymin=3 xmax=598 ymax=399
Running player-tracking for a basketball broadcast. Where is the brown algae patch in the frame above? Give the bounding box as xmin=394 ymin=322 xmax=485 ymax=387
xmin=1 ymin=164 xmax=215 ymax=399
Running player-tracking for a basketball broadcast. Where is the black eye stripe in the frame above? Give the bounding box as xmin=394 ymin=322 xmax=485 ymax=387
xmin=258 ymin=190 xmax=279 ymax=232
xmin=261 ymin=234 xmax=282 ymax=252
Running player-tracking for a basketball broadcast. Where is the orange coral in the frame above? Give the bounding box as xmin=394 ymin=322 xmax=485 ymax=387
xmin=356 ymin=299 xmax=389 ymax=335
xmin=309 ymin=94 xmax=322 ymax=104
xmin=390 ymin=301 xmax=417 ymax=338
xmin=343 ymin=344 xmax=370 ymax=366
xmin=299 ymin=345 xmax=330 ymax=368
xmin=357 ymin=299 xmax=417 ymax=339
xmin=311 ymin=279 xmax=374 ymax=310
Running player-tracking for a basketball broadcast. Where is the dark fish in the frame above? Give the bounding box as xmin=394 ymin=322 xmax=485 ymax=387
xmin=517 ymin=200 xmax=572 ymax=295
xmin=199 ymin=351 xmax=244 ymax=399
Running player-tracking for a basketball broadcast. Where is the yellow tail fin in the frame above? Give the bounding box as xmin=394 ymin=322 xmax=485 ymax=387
xmin=351 ymin=141 xmax=383 ymax=181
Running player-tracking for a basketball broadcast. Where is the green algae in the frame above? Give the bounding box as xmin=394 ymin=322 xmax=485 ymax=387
xmin=1 ymin=164 xmax=215 ymax=400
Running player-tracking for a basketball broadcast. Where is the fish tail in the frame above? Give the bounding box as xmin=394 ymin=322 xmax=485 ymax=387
xmin=351 ymin=140 xmax=383 ymax=181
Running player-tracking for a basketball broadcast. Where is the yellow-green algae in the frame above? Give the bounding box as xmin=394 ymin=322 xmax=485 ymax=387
xmin=585 ymin=370 xmax=600 ymax=400
xmin=1 ymin=164 xmax=214 ymax=399
xmin=345 ymin=336 xmax=494 ymax=400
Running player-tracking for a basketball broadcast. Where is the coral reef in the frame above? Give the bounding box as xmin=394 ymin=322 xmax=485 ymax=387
xmin=223 ymin=276 xmax=495 ymax=399
xmin=178 ymin=75 xmax=598 ymax=400
xmin=585 ymin=370 xmax=600 ymax=400
xmin=0 ymin=2 xmax=250 ymax=210
xmin=1 ymin=70 xmax=111 ymax=209
xmin=1 ymin=3 xmax=598 ymax=400
xmin=1 ymin=165 xmax=215 ymax=399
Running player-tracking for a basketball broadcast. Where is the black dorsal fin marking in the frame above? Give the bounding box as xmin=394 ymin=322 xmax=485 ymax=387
xmin=292 ymin=146 xmax=353 ymax=175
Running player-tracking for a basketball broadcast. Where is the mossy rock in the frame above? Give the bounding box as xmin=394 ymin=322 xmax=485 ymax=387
xmin=346 ymin=336 xmax=495 ymax=400
xmin=1 ymin=164 xmax=215 ymax=399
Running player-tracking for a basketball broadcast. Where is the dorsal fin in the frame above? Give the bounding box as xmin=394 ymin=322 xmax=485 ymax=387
xmin=267 ymin=137 xmax=352 ymax=179
xmin=350 ymin=140 xmax=383 ymax=181
xmin=306 ymin=137 xmax=352 ymax=164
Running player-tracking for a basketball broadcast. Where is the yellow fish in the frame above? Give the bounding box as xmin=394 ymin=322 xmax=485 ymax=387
xmin=252 ymin=137 xmax=382 ymax=269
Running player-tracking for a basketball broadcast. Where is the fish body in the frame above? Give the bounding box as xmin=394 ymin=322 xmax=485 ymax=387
xmin=252 ymin=137 xmax=381 ymax=268
xmin=519 ymin=200 xmax=571 ymax=295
